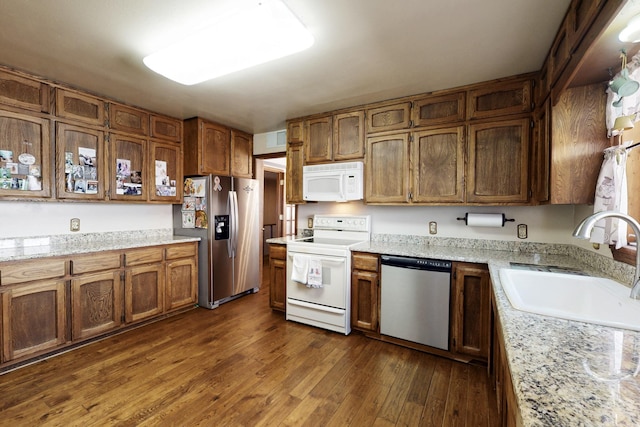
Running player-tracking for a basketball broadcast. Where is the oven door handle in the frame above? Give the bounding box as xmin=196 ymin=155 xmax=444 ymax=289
xmin=287 ymin=254 xmax=345 ymax=266
xmin=288 ymin=298 xmax=344 ymax=314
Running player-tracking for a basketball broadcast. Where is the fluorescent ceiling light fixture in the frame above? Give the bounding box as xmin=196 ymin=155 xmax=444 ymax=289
xmin=143 ymin=0 xmax=314 ymax=85
xmin=619 ymin=14 xmax=640 ymax=43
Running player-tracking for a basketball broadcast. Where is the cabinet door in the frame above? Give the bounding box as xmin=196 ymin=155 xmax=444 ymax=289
xmin=150 ymin=114 xmax=182 ymax=143
xmin=549 ymin=20 xmax=571 ymax=85
xmin=109 ymin=103 xmax=149 ymax=136
xmin=2 ymin=280 xmax=67 ymax=361
xmin=56 ymin=123 xmax=105 ymax=200
xmin=0 ymin=69 xmax=49 ymax=112
xmin=412 ymin=127 xmax=465 ymax=203
xmin=287 ymin=120 xmax=305 ymax=144
xmin=451 ymin=263 xmax=490 ymax=361
xmin=149 ymin=140 xmax=182 ymax=203
xmin=269 ymin=244 xmax=287 ymax=312
xmin=201 ymin=121 xmax=231 ymax=175
xmin=412 ymin=92 xmax=466 ymax=128
xmin=467 ymin=119 xmax=530 ymax=203
xmin=467 ymin=79 xmax=532 ymax=120
xmin=306 ymin=116 xmax=333 ymax=163
xmin=231 ymin=129 xmax=253 ymax=178
xmin=108 ymin=133 xmax=147 ymax=201
xmin=0 ymin=110 xmax=51 ymax=198
xmin=365 ymin=133 xmax=410 ymax=203
xmin=125 ymin=264 xmax=164 ymax=323
xmin=366 ymin=102 xmax=411 ymax=133
xmin=333 ymin=111 xmax=365 ymax=160
xmin=351 ymin=269 xmax=379 ymax=332
xmin=71 ymin=271 xmax=122 ymax=340
xmin=165 ymin=257 xmax=197 ymax=311
xmin=286 ymin=142 xmax=305 ymax=204
xmin=55 ymin=88 xmax=105 ymax=127
xmin=532 ymin=100 xmax=550 ymax=204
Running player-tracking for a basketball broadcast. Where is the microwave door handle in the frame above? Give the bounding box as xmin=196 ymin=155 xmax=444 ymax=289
xmin=339 ymin=174 xmax=346 ymax=201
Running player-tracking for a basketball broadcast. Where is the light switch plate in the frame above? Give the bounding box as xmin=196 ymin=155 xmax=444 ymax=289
xmin=70 ymin=218 xmax=80 ymax=232
xmin=517 ymin=224 xmax=527 ymax=239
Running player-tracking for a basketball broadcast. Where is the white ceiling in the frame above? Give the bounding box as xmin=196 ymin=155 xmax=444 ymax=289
xmin=0 ymin=0 xmax=574 ymax=134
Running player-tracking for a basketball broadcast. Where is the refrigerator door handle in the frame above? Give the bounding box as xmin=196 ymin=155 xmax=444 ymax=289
xmin=226 ymin=190 xmax=234 ymax=258
xmin=231 ymin=190 xmax=239 ymax=255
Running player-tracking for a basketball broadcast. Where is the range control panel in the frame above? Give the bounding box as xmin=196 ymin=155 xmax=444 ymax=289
xmin=313 ymin=215 xmax=370 ymax=232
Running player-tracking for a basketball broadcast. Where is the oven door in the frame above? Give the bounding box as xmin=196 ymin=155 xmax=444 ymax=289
xmin=286 ymin=252 xmax=347 ymax=309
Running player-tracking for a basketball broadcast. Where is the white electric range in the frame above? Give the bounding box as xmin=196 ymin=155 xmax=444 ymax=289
xmin=286 ymin=214 xmax=371 ymax=335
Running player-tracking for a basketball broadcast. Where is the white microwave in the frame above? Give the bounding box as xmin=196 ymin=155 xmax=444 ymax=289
xmin=303 ymin=161 xmax=363 ymax=202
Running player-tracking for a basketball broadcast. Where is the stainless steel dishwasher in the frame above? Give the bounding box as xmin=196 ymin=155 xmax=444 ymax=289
xmin=380 ymin=255 xmax=451 ymax=351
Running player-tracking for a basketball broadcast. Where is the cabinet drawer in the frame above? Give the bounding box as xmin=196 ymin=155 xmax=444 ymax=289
xmin=71 ymin=252 xmax=121 ymax=275
xmin=352 ymin=253 xmax=379 ymax=272
xmin=1 ymin=258 xmax=67 ymax=285
xmin=269 ymin=244 xmax=287 ymax=260
xmin=124 ymin=247 xmax=163 ymax=266
xmin=165 ymin=243 xmax=197 ymax=260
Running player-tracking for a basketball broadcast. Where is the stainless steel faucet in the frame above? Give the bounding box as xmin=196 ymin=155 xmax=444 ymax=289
xmin=573 ymin=211 xmax=640 ymax=300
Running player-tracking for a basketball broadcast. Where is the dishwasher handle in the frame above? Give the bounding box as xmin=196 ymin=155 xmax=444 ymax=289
xmin=381 ymin=255 xmax=451 ymax=272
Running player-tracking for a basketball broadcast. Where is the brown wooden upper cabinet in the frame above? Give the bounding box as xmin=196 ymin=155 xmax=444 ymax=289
xmin=365 ymin=133 xmax=410 ymax=203
xmin=183 ymin=118 xmax=231 ymax=176
xmin=412 ymin=92 xmax=466 ymax=128
xmin=467 ymin=78 xmax=532 ymax=120
xmin=286 ymin=141 xmax=305 ymax=204
xmin=0 ymin=69 xmax=49 ymax=113
xmin=287 ymin=120 xmax=305 ymax=144
xmin=366 ymin=102 xmax=412 ymax=133
xmin=109 ymin=103 xmax=149 ymax=136
xmin=548 ymin=20 xmax=571 ymax=84
xmin=231 ymin=129 xmax=253 ymax=178
xmin=149 ymin=140 xmax=182 ymax=203
xmin=55 ymin=122 xmax=105 ymax=200
xmin=0 ymin=110 xmax=51 ymax=198
xmin=333 ymin=111 xmax=365 ymax=160
xmin=55 ymin=88 xmax=106 ymax=127
xmin=150 ymin=114 xmax=183 ymax=143
xmin=305 ymin=115 xmax=333 ymax=163
xmin=108 ymin=133 xmax=147 ymax=201
xmin=566 ymin=0 xmax=605 ymax=48
xmin=467 ymin=118 xmax=530 ymax=204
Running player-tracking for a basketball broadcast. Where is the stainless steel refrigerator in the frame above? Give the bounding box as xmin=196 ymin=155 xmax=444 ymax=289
xmin=173 ymin=175 xmax=260 ymax=309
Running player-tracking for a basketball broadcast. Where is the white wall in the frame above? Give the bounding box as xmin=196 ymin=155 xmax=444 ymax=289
xmin=253 ymin=130 xmax=286 ymax=155
xmin=297 ymin=202 xmax=610 ymax=256
xmin=0 ymin=202 xmax=173 ymax=238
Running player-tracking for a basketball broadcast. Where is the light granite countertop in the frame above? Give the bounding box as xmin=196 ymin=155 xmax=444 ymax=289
xmin=270 ymin=235 xmax=640 ymax=425
xmin=0 ymin=229 xmax=200 ymax=262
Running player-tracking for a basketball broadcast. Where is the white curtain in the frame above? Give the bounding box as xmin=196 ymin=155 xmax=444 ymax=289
xmin=591 ymin=146 xmax=629 ymax=249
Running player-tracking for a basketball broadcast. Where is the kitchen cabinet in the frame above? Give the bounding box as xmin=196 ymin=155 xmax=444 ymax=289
xmin=0 ymin=110 xmax=51 ymax=198
xmin=123 ymin=247 xmax=164 ymax=324
xmin=150 ymin=114 xmax=182 ymax=143
xmin=148 ymin=140 xmax=182 ymax=203
xmin=165 ymin=243 xmax=198 ymax=311
xmin=0 ymin=69 xmax=49 ymax=113
xmin=366 ymin=102 xmax=412 ymax=133
xmin=365 ymin=133 xmax=410 ymax=203
xmin=268 ymin=243 xmax=287 ymax=312
xmin=412 ymin=91 xmax=466 ymax=128
xmin=412 ymin=126 xmax=465 ymax=203
xmin=108 ymin=133 xmax=147 ymax=201
xmin=231 ymin=129 xmax=253 ymax=178
xmin=333 ymin=110 xmax=365 ymax=160
xmin=1 ymin=280 xmax=67 ymax=362
xmin=467 ymin=78 xmax=532 ymax=120
xmin=286 ymin=141 xmax=305 ymax=204
xmin=532 ymin=99 xmax=551 ymax=203
xmin=55 ymin=88 xmax=106 ymax=127
xmin=467 ymin=118 xmax=530 ymax=204
xmin=71 ymin=270 xmax=122 ymax=340
xmin=351 ymin=252 xmax=379 ymax=333
xmin=108 ymin=103 xmax=149 ymax=136
xmin=306 ymin=115 xmax=333 ymax=164
xmin=55 ymin=122 xmax=105 ymax=200
xmin=287 ymin=119 xmax=305 ymax=144
xmin=451 ymin=262 xmax=490 ymax=362
xmin=549 ymin=83 xmax=608 ymax=204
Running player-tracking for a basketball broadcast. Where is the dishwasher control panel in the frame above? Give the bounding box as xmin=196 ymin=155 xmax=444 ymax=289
xmin=381 ymin=255 xmax=451 ymax=272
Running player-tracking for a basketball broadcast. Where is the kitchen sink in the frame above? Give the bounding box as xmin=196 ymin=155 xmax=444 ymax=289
xmin=498 ymin=268 xmax=640 ymax=331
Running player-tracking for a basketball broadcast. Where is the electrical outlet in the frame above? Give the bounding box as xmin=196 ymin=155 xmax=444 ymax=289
xmin=70 ymin=218 xmax=80 ymax=232
xmin=429 ymin=221 xmax=437 ymax=235
xmin=517 ymin=224 xmax=527 ymax=239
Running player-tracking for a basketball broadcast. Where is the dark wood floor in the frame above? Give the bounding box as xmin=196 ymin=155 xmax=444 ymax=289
xmin=0 ymin=260 xmax=499 ymax=426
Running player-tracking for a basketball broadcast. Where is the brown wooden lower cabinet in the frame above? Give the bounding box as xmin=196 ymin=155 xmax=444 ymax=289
xmin=351 ymin=252 xmax=379 ymax=333
xmin=0 ymin=241 xmax=198 ymax=371
xmin=268 ymin=243 xmax=287 ymax=312
xmin=1 ymin=280 xmax=67 ymax=362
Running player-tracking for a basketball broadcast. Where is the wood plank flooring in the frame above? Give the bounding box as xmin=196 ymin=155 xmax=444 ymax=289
xmin=0 ymin=260 xmax=499 ymax=426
